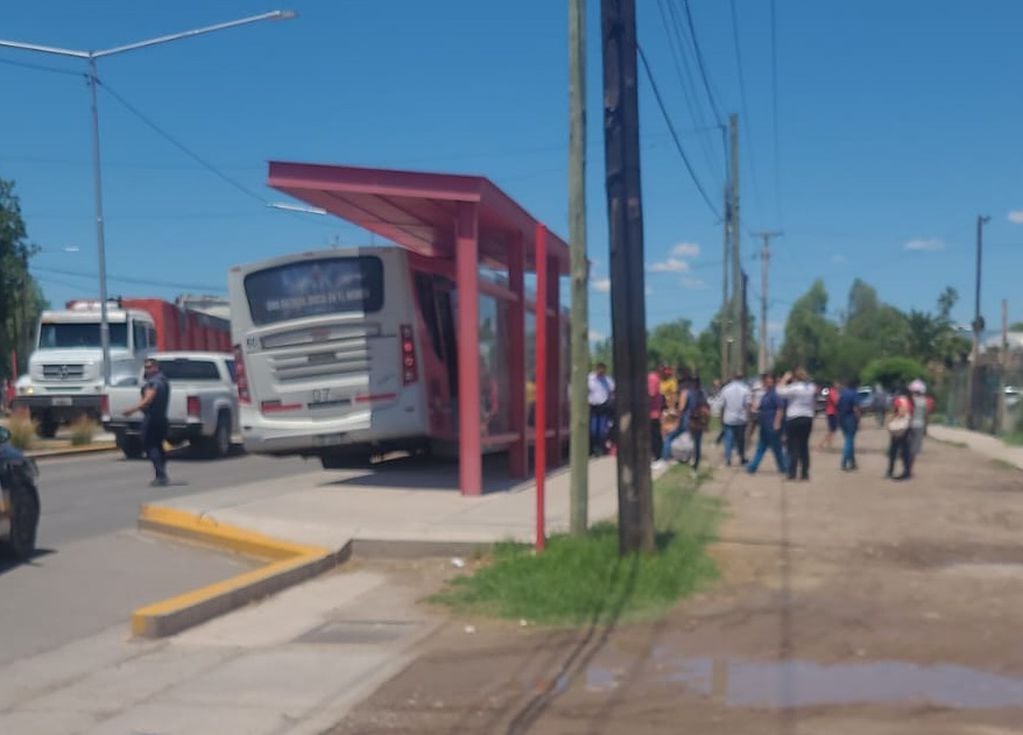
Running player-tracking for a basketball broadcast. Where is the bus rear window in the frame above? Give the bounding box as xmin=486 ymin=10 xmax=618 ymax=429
xmin=244 ymin=256 xmax=384 ymax=325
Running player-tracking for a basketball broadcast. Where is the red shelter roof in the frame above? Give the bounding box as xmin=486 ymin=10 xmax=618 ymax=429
xmin=267 ymin=161 xmax=569 ymax=274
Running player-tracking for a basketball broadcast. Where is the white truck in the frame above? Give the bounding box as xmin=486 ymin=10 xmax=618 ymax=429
xmin=12 ymin=301 xmax=158 ymax=437
xmin=101 ymin=352 xmax=239 ymax=460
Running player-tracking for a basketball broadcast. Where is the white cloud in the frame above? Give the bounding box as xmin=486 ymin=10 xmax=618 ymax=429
xmin=648 ymin=257 xmax=690 ymax=273
xmin=591 ymin=277 xmax=611 ymax=293
xmin=830 ymin=254 xmax=848 ymax=264
xmin=904 ymin=238 xmax=945 ymax=252
xmin=588 ymin=329 xmax=606 ymax=342
xmin=671 ymin=242 xmax=701 ymax=258
xmin=681 ymin=277 xmax=707 ymax=290
xmin=1009 ymin=211 xmax=1023 ymax=224
xmin=768 ymin=320 xmax=785 ymax=333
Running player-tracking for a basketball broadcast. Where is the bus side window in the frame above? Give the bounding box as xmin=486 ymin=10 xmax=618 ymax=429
xmin=436 ymin=285 xmax=458 ymax=399
xmin=414 ymin=274 xmax=444 ymax=361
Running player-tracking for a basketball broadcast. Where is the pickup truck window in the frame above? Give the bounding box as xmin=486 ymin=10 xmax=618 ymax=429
xmin=160 ymin=360 xmax=221 ymax=381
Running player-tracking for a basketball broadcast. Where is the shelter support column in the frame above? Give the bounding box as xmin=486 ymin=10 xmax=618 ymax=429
xmin=456 ymin=202 xmax=482 ymax=495
xmin=547 ymin=252 xmax=561 ymax=462
xmin=508 ymin=231 xmax=528 ymax=477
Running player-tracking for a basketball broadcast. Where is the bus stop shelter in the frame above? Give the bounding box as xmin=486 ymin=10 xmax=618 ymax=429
xmin=267 ymin=161 xmax=570 ymax=496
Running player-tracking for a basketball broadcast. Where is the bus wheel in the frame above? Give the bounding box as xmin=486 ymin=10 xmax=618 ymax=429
xmin=320 ymin=452 xmax=371 ymax=470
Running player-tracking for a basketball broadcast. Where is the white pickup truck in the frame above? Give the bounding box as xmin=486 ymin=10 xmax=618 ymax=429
xmin=102 ymin=352 xmax=239 ymax=460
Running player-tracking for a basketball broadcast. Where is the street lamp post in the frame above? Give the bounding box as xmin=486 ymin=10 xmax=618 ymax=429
xmin=0 ymin=10 xmax=296 ymax=385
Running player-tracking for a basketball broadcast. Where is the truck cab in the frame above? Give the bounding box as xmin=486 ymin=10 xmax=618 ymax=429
xmin=13 ymin=300 xmax=156 ymax=437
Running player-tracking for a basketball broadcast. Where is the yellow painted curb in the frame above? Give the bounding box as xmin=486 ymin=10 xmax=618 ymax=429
xmin=133 ymin=504 xmax=346 ymax=638
xmin=26 ymin=442 xmax=119 ymax=459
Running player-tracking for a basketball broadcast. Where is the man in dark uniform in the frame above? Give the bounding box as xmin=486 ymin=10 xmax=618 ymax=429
xmin=123 ymin=357 xmax=171 ymax=486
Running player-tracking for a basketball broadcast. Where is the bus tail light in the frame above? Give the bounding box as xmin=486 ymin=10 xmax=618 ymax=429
xmin=187 ymin=396 xmax=201 ymax=419
xmin=233 ymin=344 xmax=251 ymax=404
xmin=400 ymin=324 xmax=418 ymax=385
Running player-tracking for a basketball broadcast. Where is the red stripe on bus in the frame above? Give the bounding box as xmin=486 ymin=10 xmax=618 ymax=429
xmin=354 ymin=393 xmax=397 ymax=403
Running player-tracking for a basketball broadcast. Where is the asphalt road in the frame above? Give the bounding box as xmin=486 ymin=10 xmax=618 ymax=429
xmin=0 ymin=446 xmax=314 ymax=666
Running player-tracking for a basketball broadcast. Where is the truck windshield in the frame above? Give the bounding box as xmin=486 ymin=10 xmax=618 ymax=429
xmin=38 ymin=323 xmax=129 ymax=349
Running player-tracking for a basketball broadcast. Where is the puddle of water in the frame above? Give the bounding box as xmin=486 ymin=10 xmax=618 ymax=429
xmin=586 ymin=666 xmax=620 ymax=692
xmin=640 ymin=654 xmax=1023 ymax=709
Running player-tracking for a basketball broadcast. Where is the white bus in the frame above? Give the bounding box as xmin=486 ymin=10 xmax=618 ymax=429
xmin=228 ymin=246 xmax=569 ymax=469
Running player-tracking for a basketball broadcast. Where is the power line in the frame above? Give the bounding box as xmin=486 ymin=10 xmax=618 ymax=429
xmin=31 ymin=264 xmax=225 ymax=293
xmin=679 ymin=0 xmax=724 ymax=126
xmin=728 ymin=0 xmax=764 ymax=218
xmin=0 ymin=55 xmax=83 ymax=77
xmin=656 ymin=0 xmax=725 ymax=192
xmin=637 ymin=44 xmax=721 ymax=220
xmin=98 ymin=79 xmax=268 ymax=207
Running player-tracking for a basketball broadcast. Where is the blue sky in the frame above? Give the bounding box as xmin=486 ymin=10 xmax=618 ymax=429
xmin=2 ymin=0 xmax=1022 ymax=345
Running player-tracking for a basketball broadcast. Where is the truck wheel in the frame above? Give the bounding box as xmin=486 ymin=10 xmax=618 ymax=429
xmin=3 ymin=476 xmax=40 ymax=560
xmin=36 ymin=416 xmax=58 ymax=439
xmin=120 ymin=435 xmax=144 ymax=460
xmin=205 ymin=412 xmax=231 ymax=459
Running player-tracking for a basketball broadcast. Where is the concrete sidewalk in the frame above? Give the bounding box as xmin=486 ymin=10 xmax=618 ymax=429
xmin=0 ymin=455 xmax=625 ymax=734
xmin=928 ymin=424 xmax=1023 ymax=470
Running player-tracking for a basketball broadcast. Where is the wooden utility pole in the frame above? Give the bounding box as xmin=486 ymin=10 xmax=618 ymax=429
xmin=728 ymin=114 xmax=742 ymax=376
xmin=751 ymin=230 xmax=782 ymax=373
xmin=601 ymin=0 xmax=655 ymax=555
xmin=720 ymin=181 xmax=731 ymax=383
xmin=969 ymin=214 xmax=990 ymax=430
xmin=568 ymin=0 xmax=589 ymax=535
xmin=999 ymin=298 xmax=1008 ymax=433
xmin=740 ymin=269 xmax=749 ymax=375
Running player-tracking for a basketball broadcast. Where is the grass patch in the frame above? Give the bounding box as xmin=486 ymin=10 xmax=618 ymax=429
xmin=6 ymin=412 xmax=37 ymax=450
xmin=69 ymin=416 xmax=98 ymax=446
xmin=1001 ymin=431 xmax=1023 ymax=447
xmin=431 ymin=466 xmax=724 ymax=626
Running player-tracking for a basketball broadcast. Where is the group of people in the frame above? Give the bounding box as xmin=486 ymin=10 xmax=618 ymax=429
xmin=591 ymin=361 xmax=934 ymax=481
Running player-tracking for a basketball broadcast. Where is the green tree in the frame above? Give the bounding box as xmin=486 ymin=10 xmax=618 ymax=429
xmin=776 ymin=280 xmax=839 ymax=378
xmin=1 ymin=178 xmax=43 ymax=379
xmin=646 ymin=318 xmax=700 ymax=373
xmin=861 ymin=356 xmax=927 ymax=389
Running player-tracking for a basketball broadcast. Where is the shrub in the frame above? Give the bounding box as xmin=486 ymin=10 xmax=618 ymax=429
xmin=861 ymin=356 xmax=927 ymax=390
xmin=6 ymin=412 xmax=37 ymax=450
xmin=69 ymin=416 xmax=97 ymax=446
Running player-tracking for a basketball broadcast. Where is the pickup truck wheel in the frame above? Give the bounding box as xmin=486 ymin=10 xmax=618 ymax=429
xmin=36 ymin=417 xmax=58 ymax=439
xmin=203 ymin=412 xmax=231 ymax=459
xmin=3 ymin=475 xmax=40 ymax=560
xmin=120 ymin=435 xmax=144 ymax=460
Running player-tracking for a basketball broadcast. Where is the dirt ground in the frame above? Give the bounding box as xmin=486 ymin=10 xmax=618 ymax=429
xmin=331 ymin=424 xmax=1023 ymax=735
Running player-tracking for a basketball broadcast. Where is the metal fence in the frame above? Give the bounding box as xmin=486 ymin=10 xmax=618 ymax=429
xmin=944 ymin=359 xmax=1023 ymax=435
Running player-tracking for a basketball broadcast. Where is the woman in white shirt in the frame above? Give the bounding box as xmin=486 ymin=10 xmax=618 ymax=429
xmin=777 ymin=368 xmax=816 ymax=480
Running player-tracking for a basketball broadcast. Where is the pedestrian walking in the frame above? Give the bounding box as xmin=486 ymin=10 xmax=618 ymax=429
xmin=720 ymin=373 xmax=751 ymax=466
xmin=886 ymin=388 xmax=913 ymax=480
xmin=587 ymin=362 xmax=614 ymax=456
xmin=837 ymin=378 xmax=861 ymax=471
xmin=659 ymin=376 xmax=690 ymax=462
xmin=907 ymin=379 xmax=931 ymax=465
xmin=123 ymin=357 xmax=171 ymax=487
xmin=746 ymin=373 xmax=767 ymax=447
xmin=648 ymin=368 xmax=664 ymax=461
xmin=747 ymin=373 xmax=787 ymax=475
xmin=685 ymin=377 xmax=710 ymax=474
xmin=873 ymin=383 xmax=887 ymax=428
xmin=778 ymin=369 xmax=816 ymax=480
xmin=818 ymin=381 xmax=840 ymax=450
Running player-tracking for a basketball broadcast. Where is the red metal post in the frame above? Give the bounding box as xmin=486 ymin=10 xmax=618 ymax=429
xmin=456 ymin=202 xmax=483 ymax=495
xmin=508 ymin=232 xmax=528 ymax=477
xmin=547 ymin=253 xmax=561 ymax=462
xmin=534 ymin=224 xmax=548 ymax=551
